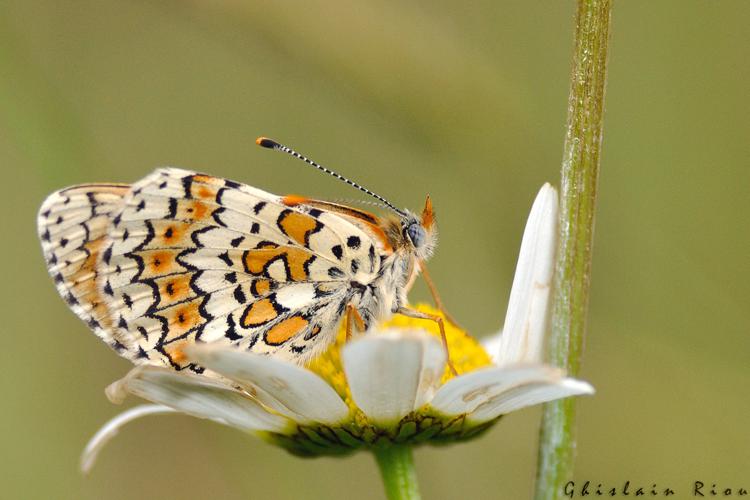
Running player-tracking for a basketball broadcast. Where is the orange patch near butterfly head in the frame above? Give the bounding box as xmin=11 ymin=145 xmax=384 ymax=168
xmin=281 ymin=194 xmax=310 ymax=207
xmin=421 ymin=195 xmax=435 ymax=230
xmin=278 ymin=210 xmax=320 ymax=247
xmin=265 ymin=316 xmax=309 ymax=345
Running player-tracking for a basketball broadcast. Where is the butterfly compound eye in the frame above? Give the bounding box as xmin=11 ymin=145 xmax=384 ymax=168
xmin=406 ymin=223 xmax=426 ymax=248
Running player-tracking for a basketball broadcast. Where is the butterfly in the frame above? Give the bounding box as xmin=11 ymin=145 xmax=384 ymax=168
xmin=37 ymin=138 xmax=457 ymax=374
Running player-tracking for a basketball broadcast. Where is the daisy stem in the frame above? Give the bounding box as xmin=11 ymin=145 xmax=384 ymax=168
xmin=534 ymin=1 xmax=612 ymax=499
xmin=373 ymin=445 xmax=421 ymax=500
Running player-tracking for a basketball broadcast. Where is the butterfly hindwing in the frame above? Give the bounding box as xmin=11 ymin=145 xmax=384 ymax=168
xmin=37 ymin=184 xmax=140 ymax=356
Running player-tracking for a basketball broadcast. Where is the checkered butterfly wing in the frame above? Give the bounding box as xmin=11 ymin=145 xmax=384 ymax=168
xmin=39 ymin=168 xmax=384 ymax=370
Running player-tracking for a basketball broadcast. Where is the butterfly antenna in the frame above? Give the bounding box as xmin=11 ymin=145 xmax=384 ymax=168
xmin=256 ymin=137 xmax=406 ymax=217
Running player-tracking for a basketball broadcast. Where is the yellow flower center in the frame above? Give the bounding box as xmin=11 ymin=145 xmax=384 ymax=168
xmin=306 ymin=304 xmax=493 ymax=414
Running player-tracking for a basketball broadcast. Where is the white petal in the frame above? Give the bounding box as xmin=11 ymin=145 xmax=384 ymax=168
xmin=480 ymin=330 xmax=503 ymax=364
xmin=469 ymin=377 xmax=595 ymax=422
xmin=107 ymin=366 xmax=290 ymax=433
xmin=430 ymin=364 xmax=563 ymax=416
xmin=81 ymin=404 xmax=175 ymax=474
xmin=342 ymin=330 xmax=445 ymax=425
xmin=497 ymin=183 xmax=558 ymax=365
xmin=186 ymin=344 xmax=349 ymax=425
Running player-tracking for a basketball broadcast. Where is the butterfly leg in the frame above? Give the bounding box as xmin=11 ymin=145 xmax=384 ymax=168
xmin=418 ymin=260 xmax=463 ymax=329
xmin=346 ymin=304 xmax=366 ymax=341
xmin=396 ymin=306 xmax=458 ymax=376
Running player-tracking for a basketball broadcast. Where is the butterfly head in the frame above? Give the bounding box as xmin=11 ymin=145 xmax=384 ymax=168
xmin=400 ymin=195 xmax=437 ymax=261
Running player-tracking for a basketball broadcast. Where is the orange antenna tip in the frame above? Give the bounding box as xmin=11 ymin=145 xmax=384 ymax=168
xmin=256 ymin=137 xmax=279 ymax=149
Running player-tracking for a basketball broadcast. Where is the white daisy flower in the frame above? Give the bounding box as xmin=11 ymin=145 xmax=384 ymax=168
xmin=81 ymin=183 xmax=593 ymax=472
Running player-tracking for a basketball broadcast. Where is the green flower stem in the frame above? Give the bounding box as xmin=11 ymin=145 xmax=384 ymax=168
xmin=535 ymin=1 xmax=613 ymax=499
xmin=373 ymin=446 xmax=421 ymax=500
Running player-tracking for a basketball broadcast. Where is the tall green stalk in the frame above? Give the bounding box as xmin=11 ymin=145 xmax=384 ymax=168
xmin=534 ymin=1 xmax=613 ymax=499
xmin=373 ymin=446 xmax=421 ymax=500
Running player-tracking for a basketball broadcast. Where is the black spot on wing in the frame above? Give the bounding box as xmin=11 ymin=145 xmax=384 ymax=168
xmin=347 ymin=236 xmax=361 ymax=249
xmin=253 ymin=201 xmax=266 ymax=214
xmin=233 ymin=285 xmax=247 ymax=304
xmin=331 ymin=244 xmax=343 ymax=260
xmin=102 ymin=245 xmax=112 ymax=265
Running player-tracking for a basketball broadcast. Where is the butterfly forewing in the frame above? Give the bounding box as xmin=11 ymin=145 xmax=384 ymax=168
xmin=39 ymin=168 xmax=386 ymax=369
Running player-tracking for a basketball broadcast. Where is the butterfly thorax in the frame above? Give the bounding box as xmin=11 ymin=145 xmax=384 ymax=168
xmin=351 ymin=203 xmax=437 ymax=323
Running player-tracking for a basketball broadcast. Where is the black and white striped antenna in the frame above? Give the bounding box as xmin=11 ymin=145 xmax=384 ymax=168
xmin=256 ymin=136 xmax=406 ymax=217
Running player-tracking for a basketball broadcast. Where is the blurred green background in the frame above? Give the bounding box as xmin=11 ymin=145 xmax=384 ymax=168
xmin=2 ymin=1 xmax=748 ymax=499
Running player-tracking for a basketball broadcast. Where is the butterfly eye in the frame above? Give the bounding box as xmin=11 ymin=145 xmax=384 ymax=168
xmin=406 ymin=223 xmax=426 ymax=248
